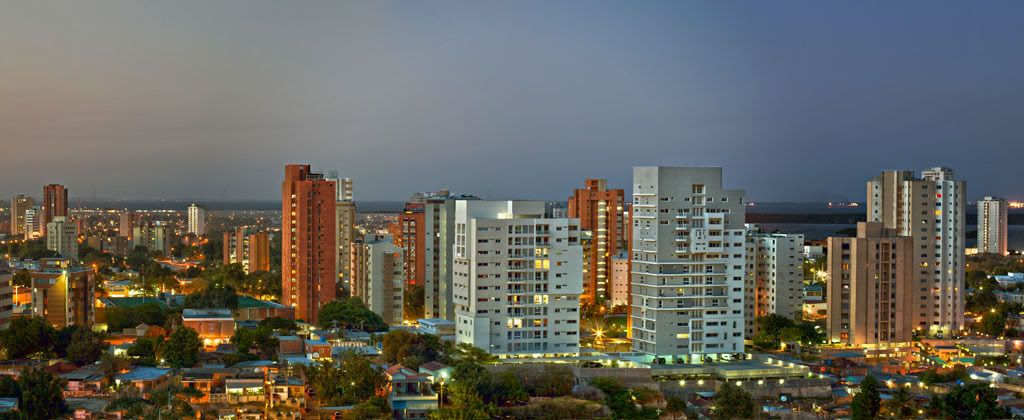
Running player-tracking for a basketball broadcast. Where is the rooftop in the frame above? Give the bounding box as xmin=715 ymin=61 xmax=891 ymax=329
xmin=238 ymin=296 xmax=287 ymax=309
xmin=99 ymin=297 xmax=170 ymax=310
xmin=117 ymin=367 xmax=172 ymax=382
xmin=182 ymin=308 xmax=233 ymax=320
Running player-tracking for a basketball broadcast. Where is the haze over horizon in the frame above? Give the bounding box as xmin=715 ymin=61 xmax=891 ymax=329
xmin=2 ymin=1 xmax=1023 ymax=202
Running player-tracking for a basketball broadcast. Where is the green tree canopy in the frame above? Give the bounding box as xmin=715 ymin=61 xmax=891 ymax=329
xmin=17 ymin=367 xmax=66 ymax=419
xmin=317 ymin=298 xmax=388 ymax=332
xmin=712 ymin=382 xmax=755 ymax=420
xmin=65 ymin=327 xmax=107 ymax=365
xmin=852 ymin=375 xmax=881 ymax=420
xmin=0 ymin=317 xmax=57 ymax=359
xmin=161 ymin=327 xmax=201 ymax=368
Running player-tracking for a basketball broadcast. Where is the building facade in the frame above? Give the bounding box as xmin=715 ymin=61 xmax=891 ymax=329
xmin=568 ymin=179 xmax=626 ymax=306
xmin=223 ymin=227 xmax=270 ymax=274
xmin=23 ymin=208 xmax=41 ymax=239
xmin=867 ymin=168 xmax=966 ymax=336
xmin=452 ymin=200 xmax=583 ymax=357
xmin=187 ymin=204 xmax=207 ymax=236
xmin=826 ymin=222 xmax=915 ymax=345
xmin=743 ymin=225 xmax=804 ymax=337
xmin=978 ymin=196 xmax=1009 ymax=255
xmin=31 ymin=258 xmax=94 ymax=328
xmin=42 ymin=184 xmax=68 ymax=236
xmin=9 ymin=194 xmax=34 ymax=237
xmin=133 ymin=222 xmax=170 ymax=256
xmin=609 ymin=252 xmax=630 ymax=307
xmin=630 ymin=167 xmax=746 ymax=363
xmin=281 ymin=164 xmax=337 ymax=324
xmin=352 ymin=234 xmax=404 ymax=325
xmin=119 ymin=210 xmax=136 ymax=240
xmin=46 ymin=216 xmax=78 ymax=261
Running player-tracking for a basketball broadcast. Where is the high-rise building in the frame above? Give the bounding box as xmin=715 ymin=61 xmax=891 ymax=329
xmin=630 ymin=167 xmax=746 ymax=362
xmin=119 ymin=211 xmax=136 ymax=239
xmin=609 ymin=251 xmax=630 ymax=307
xmin=23 ymin=208 xmax=41 ymax=239
xmin=867 ymin=168 xmax=966 ymax=336
xmin=282 ymin=164 xmax=337 ymax=324
xmin=328 ymin=174 xmax=356 ymax=296
xmin=223 ymin=227 xmax=271 ymax=274
xmin=188 ymin=203 xmax=207 ymax=236
xmin=826 ymin=222 xmax=915 ymax=345
xmin=42 ymin=184 xmax=68 ymax=236
xmin=133 ymin=222 xmax=171 ymax=256
xmin=568 ymin=179 xmax=626 ymax=305
xmin=389 ymin=199 xmax=425 ymax=287
xmin=452 ymin=200 xmax=583 ymax=357
xmin=31 ymin=258 xmax=94 ymax=328
xmin=9 ymin=194 xmax=34 ymax=237
xmin=46 ymin=216 xmax=78 ymax=261
xmin=0 ymin=271 xmax=13 ymax=330
xmin=352 ymin=234 xmax=404 ymax=325
xmin=743 ymin=225 xmax=804 ymax=337
xmin=978 ymin=196 xmax=1009 ymax=256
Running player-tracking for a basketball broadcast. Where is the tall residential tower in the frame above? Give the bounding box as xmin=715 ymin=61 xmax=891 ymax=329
xmin=568 ymin=179 xmax=626 ymax=305
xmin=630 ymin=167 xmax=746 ymax=363
xmin=978 ymin=196 xmax=1009 ymax=255
xmin=282 ymin=164 xmax=337 ymax=324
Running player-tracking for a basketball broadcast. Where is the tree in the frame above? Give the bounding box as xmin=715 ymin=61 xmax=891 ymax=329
xmin=127 ymin=336 xmax=161 ymax=366
xmin=344 ymin=396 xmax=391 ymax=420
xmin=317 ymin=298 xmax=388 ymax=332
xmin=185 ymin=283 xmax=239 ymax=310
xmin=65 ymin=328 xmax=106 ymax=365
xmin=15 ymin=239 xmax=59 ymax=260
xmin=0 ymin=317 xmax=57 ymax=359
xmin=978 ymin=310 xmax=1007 ymax=336
xmin=404 ymin=284 xmax=425 ymax=320
xmin=590 ymin=377 xmax=659 ymax=420
xmin=851 ymin=375 xmax=881 ymax=420
xmin=0 ymin=376 xmax=20 ymax=399
xmin=712 ymin=382 xmax=755 ymax=420
xmin=17 ymin=367 xmax=66 ymax=419
xmin=431 ymin=381 xmax=490 ymax=420
xmin=382 ymin=330 xmax=444 ymax=369
xmin=11 ymin=269 xmax=31 ymax=288
xmin=303 ymin=352 xmax=388 ymax=406
xmin=99 ymin=353 xmax=131 ymax=385
xmin=940 ymin=382 xmax=1010 ymax=420
xmin=515 ymin=365 xmax=574 ymax=398
xmin=885 ymin=386 xmax=916 ymax=418
xmin=258 ymin=316 xmax=298 ymax=333
xmin=161 ymin=327 xmax=201 ymax=368
xmin=232 ymin=327 xmax=279 ymax=359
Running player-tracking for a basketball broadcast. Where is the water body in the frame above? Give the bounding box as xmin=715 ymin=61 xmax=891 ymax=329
xmin=759 ymin=223 xmax=1024 ymax=250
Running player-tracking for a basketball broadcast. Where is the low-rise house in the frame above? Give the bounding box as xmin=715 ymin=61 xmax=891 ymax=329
xmin=269 ymin=376 xmax=306 ymax=409
xmin=62 ymin=365 xmax=106 ymax=397
xmin=66 ymin=397 xmax=111 ymax=419
xmin=226 ymin=377 xmax=266 ymax=405
xmin=305 ymin=338 xmax=333 ymax=360
xmin=182 ymin=308 xmax=235 ymax=350
xmin=417 ymin=362 xmax=452 ymax=384
xmin=115 ymin=367 xmax=174 ymax=398
xmin=277 ymin=335 xmax=303 ymax=355
xmin=386 ymin=365 xmax=437 ymax=419
xmin=417 ymin=319 xmax=455 ymax=340
xmin=181 ymin=367 xmax=239 ymax=404
xmin=0 ymin=398 xmax=16 ymax=413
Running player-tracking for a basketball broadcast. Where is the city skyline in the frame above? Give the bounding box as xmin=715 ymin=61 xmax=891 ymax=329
xmin=3 ymin=2 xmax=1024 ymax=202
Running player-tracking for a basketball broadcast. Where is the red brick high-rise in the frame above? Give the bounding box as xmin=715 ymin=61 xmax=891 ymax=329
xmin=282 ymin=164 xmax=337 ymax=324
xmin=388 ymin=202 xmax=425 ymax=286
xmin=568 ymin=179 xmax=625 ymax=305
xmin=42 ymin=184 xmax=68 ymax=236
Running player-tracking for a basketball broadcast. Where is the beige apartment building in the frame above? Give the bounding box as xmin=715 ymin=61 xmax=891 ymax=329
xmin=826 ymin=222 xmax=915 ymax=345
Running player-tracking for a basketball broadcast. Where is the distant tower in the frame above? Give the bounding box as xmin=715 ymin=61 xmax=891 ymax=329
xmin=9 ymin=194 xmax=34 ymax=237
xmin=282 ymin=164 xmax=337 ymax=324
xmin=568 ymin=179 xmax=626 ymax=305
xmin=188 ymin=204 xmax=207 ymax=236
xmin=42 ymin=184 xmax=68 ymax=236
xmin=978 ymin=196 xmax=1008 ymax=255
xmin=46 ymin=216 xmax=78 ymax=261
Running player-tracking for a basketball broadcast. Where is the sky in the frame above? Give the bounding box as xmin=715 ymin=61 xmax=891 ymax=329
xmin=1 ymin=1 xmax=1023 ymax=202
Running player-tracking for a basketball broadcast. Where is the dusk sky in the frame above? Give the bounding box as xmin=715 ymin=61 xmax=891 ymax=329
xmin=2 ymin=1 xmax=1023 ymax=202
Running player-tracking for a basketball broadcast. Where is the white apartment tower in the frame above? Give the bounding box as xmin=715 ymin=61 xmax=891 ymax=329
xmin=867 ymin=167 xmax=966 ymax=336
xmin=743 ymin=225 xmax=804 ymax=337
xmin=330 ymin=174 xmax=356 ymax=295
xmin=978 ymin=196 xmax=1008 ymax=256
xmin=187 ymin=203 xmax=207 ymax=236
xmin=452 ymin=200 xmax=583 ymax=358
xmin=46 ymin=216 xmax=78 ymax=261
xmin=630 ymin=167 xmax=746 ymax=363
xmin=352 ymin=234 xmax=404 ymax=326
xmin=23 ymin=208 xmax=41 ymax=239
